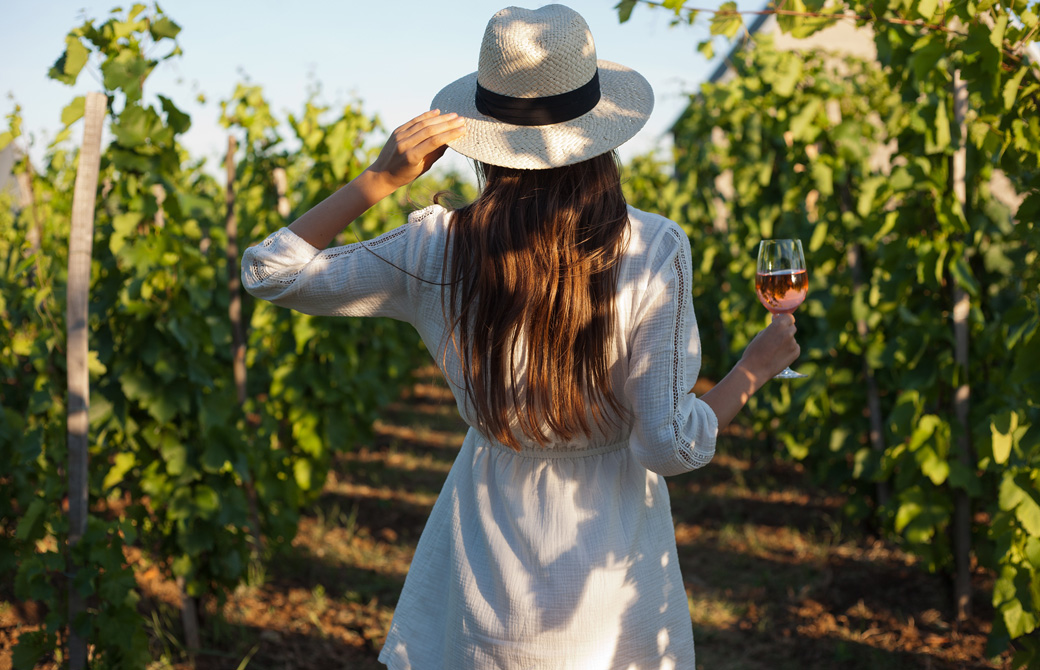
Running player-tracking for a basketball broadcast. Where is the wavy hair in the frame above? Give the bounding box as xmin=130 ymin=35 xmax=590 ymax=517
xmin=439 ymin=151 xmax=630 ymax=450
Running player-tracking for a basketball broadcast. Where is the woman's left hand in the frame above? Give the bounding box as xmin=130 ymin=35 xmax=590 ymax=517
xmin=367 ymin=110 xmax=467 ymax=191
xmin=283 ymin=110 xmax=465 ymax=250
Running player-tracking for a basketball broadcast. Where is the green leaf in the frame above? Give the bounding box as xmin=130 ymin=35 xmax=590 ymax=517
xmin=1016 ymin=487 xmax=1040 ymax=535
xmin=992 ymin=411 xmax=1019 ymax=465
xmin=201 ymin=442 xmax=231 ymax=473
xmin=894 ymin=486 xmax=950 ymax=544
xmin=1007 ymin=314 xmax=1038 ymax=350
xmin=110 ymin=211 xmax=142 ymax=255
xmin=851 ymin=288 xmax=870 ymax=328
xmin=895 ymin=495 xmax=922 ymax=534
xmin=101 ymin=50 xmax=152 ymax=104
xmin=810 ymin=160 xmax=833 ymax=196
xmin=776 ymin=0 xmax=805 ymax=35
xmin=111 ymin=104 xmax=163 ymax=148
xmin=147 ymin=391 xmax=183 ymax=424
xmin=1003 ymin=67 xmax=1028 ymax=110
xmin=990 ymin=13 xmax=1008 ymax=51
xmin=11 ymin=630 xmax=50 ymax=670
xmin=949 ymin=256 xmax=980 ymax=297
xmin=771 ymin=55 xmax=803 ymax=97
xmin=159 ymin=94 xmax=191 ymax=135
xmin=809 ymin=220 xmax=828 ymax=252
xmin=15 ymin=499 xmax=47 ymax=542
xmin=789 ymin=99 xmax=822 ymax=142
xmin=171 ymin=554 xmax=192 ymax=577
xmin=48 ymin=36 xmax=90 ymax=86
xmin=294 ymin=458 xmax=313 ymax=491
xmin=103 ymin=452 xmax=136 ymax=490
xmin=193 ymin=485 xmax=220 ymax=515
xmin=160 ymin=437 xmax=187 ymax=476
xmin=923 ymin=454 xmax=950 ymax=486
xmin=909 ymin=37 xmax=945 ymax=84
xmin=914 ymin=0 xmax=939 ymax=20
xmin=60 ymin=96 xmax=86 ymax=127
xmin=1001 ymin=474 xmax=1027 ymax=511
xmin=788 ymin=7 xmax=841 ymax=38
xmin=87 ymin=394 xmax=113 ymax=429
xmin=615 ymin=0 xmax=637 ymax=23
xmin=1003 ymin=597 xmax=1037 ymax=638
xmin=709 ymin=2 xmax=742 ymax=38
xmin=150 ymin=16 xmax=182 ymax=40
xmin=181 ymin=524 xmax=215 ymax=554
xmin=87 ymin=350 xmax=107 ymax=376
xmin=856 ymin=177 xmax=884 ymax=218
xmin=926 ymin=97 xmax=951 ymax=154
xmin=293 ymin=314 xmax=318 ymax=355
xmin=697 ymin=39 xmax=714 ymax=60
xmin=908 ymin=414 xmax=941 ymax=449
xmin=1026 ymin=536 xmax=1040 ymax=569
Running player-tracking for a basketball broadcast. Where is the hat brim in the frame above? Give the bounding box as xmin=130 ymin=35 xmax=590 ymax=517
xmin=431 ymin=60 xmax=654 ymax=170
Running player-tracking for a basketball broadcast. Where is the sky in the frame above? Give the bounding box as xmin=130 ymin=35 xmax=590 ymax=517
xmin=1 ymin=1 xmax=751 ymax=177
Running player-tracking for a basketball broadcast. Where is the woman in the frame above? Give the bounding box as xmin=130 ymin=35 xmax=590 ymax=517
xmin=243 ymin=5 xmax=799 ymax=669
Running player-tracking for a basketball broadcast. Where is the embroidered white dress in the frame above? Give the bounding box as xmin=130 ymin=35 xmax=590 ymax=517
xmin=242 ymin=204 xmax=719 ymax=670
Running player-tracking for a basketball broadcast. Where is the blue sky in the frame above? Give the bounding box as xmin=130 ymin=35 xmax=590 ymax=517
xmin=2 ymin=1 xmax=751 ymax=176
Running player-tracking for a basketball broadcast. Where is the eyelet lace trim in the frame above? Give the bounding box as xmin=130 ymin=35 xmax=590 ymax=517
xmin=250 ymin=258 xmax=301 ymax=286
xmin=250 ymin=225 xmax=412 ymax=287
xmin=666 ymin=226 xmax=714 ymax=471
xmin=407 ymin=205 xmax=438 ymax=224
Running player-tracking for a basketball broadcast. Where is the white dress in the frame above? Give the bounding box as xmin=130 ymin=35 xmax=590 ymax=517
xmin=242 ymin=204 xmax=719 ymax=670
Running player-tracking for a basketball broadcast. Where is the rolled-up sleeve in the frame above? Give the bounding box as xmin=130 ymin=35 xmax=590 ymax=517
xmin=241 ymin=207 xmax=442 ymax=322
xmin=624 ymin=223 xmax=718 ymax=476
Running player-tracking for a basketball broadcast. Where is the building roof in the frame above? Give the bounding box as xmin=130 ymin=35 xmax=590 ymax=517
xmin=0 ymin=145 xmax=20 ymax=200
xmin=707 ymin=10 xmax=876 ymax=85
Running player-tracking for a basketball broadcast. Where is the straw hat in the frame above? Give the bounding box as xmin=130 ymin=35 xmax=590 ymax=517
xmin=431 ymin=4 xmax=654 ymax=170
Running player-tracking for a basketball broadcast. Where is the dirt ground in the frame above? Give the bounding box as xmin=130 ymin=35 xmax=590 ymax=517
xmin=1 ymin=365 xmax=1016 ymax=669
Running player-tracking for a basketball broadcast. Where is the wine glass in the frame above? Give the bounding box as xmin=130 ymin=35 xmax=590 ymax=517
xmin=756 ymin=239 xmax=807 ymax=379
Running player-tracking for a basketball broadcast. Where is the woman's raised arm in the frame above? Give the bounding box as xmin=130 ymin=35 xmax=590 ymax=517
xmin=285 ymin=110 xmax=466 ymax=250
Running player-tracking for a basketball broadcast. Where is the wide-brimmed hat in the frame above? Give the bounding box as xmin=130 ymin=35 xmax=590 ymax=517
xmin=431 ymin=4 xmax=654 ymax=170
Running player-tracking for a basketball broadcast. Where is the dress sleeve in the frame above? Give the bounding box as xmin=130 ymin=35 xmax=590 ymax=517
xmin=240 ymin=207 xmax=442 ymax=323
xmin=624 ymin=223 xmax=719 ymax=476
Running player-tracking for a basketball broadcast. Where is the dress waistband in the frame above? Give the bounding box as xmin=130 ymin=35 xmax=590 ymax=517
xmin=478 ymin=437 xmax=629 ymax=459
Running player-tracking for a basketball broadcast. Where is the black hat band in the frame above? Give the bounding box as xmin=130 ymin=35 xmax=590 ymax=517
xmin=475 ymin=70 xmax=601 ymax=126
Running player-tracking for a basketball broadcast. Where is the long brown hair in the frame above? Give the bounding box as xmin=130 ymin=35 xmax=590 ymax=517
xmin=441 ymin=151 xmax=630 ymax=450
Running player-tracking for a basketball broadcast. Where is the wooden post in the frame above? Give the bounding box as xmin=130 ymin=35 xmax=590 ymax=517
xmin=66 ymin=91 xmax=106 ymax=670
xmin=224 ymin=136 xmax=265 ymax=560
xmin=16 ymin=153 xmax=45 ymax=291
xmin=151 ymin=183 xmax=166 ymax=229
xmin=846 ymin=243 xmax=888 ymax=509
xmin=17 ymin=167 xmax=41 ymax=255
xmin=226 ymin=135 xmax=246 ymax=404
xmin=273 ymin=167 xmax=290 ymax=220
xmin=951 ymin=68 xmax=973 ymax=623
xmin=176 ymin=576 xmax=200 ymax=659
xmin=827 ymin=94 xmax=889 ymax=511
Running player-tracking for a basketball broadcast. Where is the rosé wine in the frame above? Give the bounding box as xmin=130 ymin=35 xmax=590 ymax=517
xmin=755 ymin=269 xmax=808 ymax=314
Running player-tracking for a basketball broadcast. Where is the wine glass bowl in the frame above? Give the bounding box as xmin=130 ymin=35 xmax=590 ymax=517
xmin=756 ymin=239 xmax=807 ymax=379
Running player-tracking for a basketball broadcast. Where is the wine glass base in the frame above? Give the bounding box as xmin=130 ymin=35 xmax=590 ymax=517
xmin=774 ymin=367 xmax=807 ymax=380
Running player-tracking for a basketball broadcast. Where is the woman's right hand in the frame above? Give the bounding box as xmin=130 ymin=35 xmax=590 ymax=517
xmin=699 ymin=313 xmax=801 ymax=430
xmin=739 ymin=313 xmax=801 ymax=384
xmin=367 ymin=110 xmax=467 ymax=191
